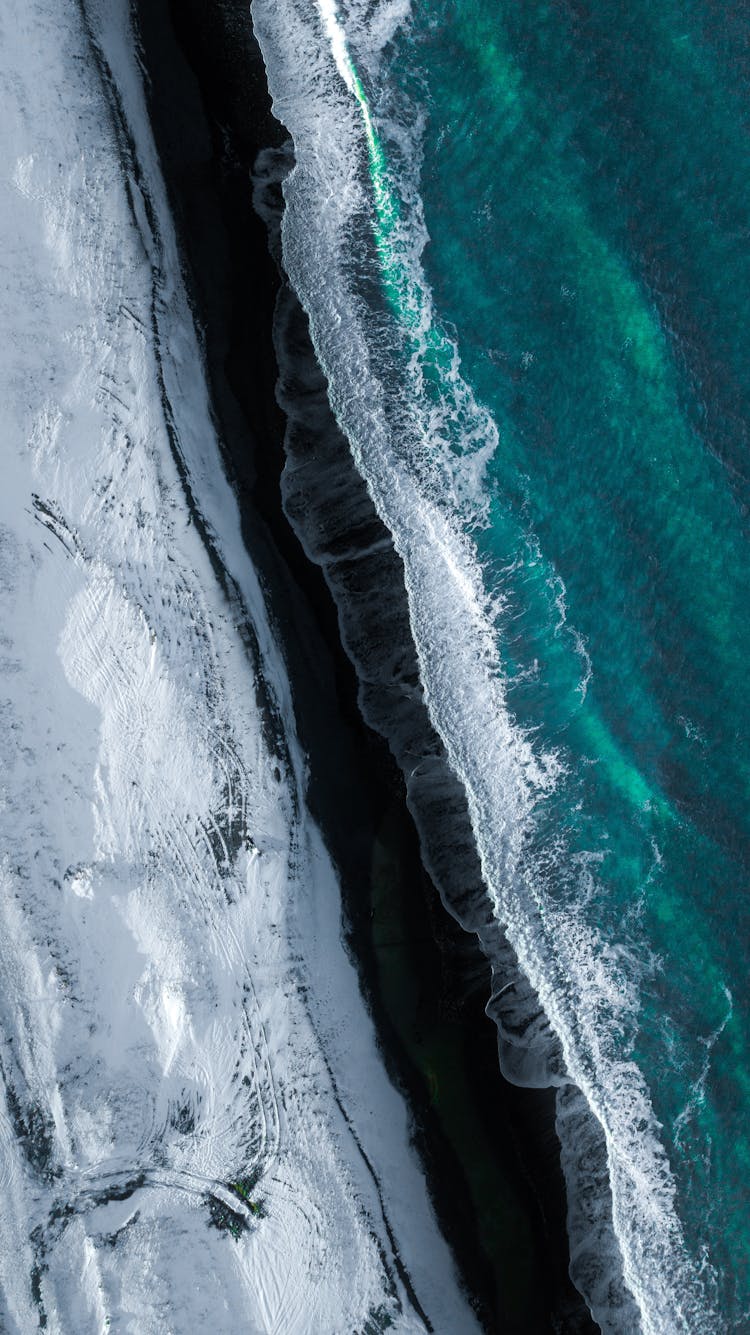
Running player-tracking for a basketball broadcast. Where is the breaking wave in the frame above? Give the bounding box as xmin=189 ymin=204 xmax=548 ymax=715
xmin=251 ymin=0 xmax=721 ymax=1330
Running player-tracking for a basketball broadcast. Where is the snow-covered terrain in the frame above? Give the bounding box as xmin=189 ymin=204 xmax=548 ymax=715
xmin=0 ymin=1 xmax=479 ymax=1329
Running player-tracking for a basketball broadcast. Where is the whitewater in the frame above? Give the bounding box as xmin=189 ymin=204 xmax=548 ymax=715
xmin=251 ymin=0 xmax=723 ymax=1330
xmin=0 ymin=0 xmax=484 ymax=1328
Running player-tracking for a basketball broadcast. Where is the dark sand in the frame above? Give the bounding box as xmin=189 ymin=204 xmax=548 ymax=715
xmin=131 ymin=2 xmax=599 ymax=1330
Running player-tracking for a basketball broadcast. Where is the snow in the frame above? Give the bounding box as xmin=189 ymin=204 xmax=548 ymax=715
xmin=0 ymin=1 xmax=480 ymax=1329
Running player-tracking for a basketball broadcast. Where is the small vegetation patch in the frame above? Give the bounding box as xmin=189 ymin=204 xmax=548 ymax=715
xmin=229 ymin=1171 xmax=268 ymax=1219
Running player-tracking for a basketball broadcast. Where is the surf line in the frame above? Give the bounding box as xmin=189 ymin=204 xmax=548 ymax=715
xmin=314 ymin=0 xmax=678 ymax=834
xmin=315 ymin=0 xmax=399 ymax=267
xmin=315 ymin=0 xmax=463 ymax=383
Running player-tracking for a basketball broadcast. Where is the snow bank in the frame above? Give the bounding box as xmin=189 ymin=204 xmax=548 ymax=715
xmin=0 ymin=2 xmax=478 ymax=1329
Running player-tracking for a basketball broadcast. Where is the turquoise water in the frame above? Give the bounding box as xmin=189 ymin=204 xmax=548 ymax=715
xmin=255 ymin=0 xmax=750 ymax=1326
xmin=383 ymin=3 xmax=750 ymax=1320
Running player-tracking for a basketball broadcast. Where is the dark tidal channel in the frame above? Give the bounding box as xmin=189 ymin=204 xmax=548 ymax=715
xmin=133 ymin=2 xmax=599 ymax=1330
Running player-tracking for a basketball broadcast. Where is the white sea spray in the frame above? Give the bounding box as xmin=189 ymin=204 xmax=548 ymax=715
xmin=251 ymin=0 xmax=722 ymax=1328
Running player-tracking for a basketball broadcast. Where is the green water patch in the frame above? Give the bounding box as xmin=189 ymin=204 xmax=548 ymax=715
xmin=500 ymin=0 xmax=750 ymax=496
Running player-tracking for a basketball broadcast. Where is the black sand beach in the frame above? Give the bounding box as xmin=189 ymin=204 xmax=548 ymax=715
xmin=132 ymin=2 xmax=599 ymax=1330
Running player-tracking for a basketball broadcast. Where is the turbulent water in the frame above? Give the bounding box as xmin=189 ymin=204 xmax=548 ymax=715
xmin=253 ymin=1 xmax=750 ymax=1330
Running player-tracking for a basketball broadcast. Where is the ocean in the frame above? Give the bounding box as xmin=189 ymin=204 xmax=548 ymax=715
xmin=252 ymin=0 xmax=750 ymax=1330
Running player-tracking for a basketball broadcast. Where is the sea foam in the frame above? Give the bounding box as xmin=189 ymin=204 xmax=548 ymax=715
xmin=251 ymin=0 xmax=721 ymax=1329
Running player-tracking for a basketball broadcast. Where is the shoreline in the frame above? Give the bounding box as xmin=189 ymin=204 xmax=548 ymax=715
xmin=132 ymin=2 xmax=598 ymax=1329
